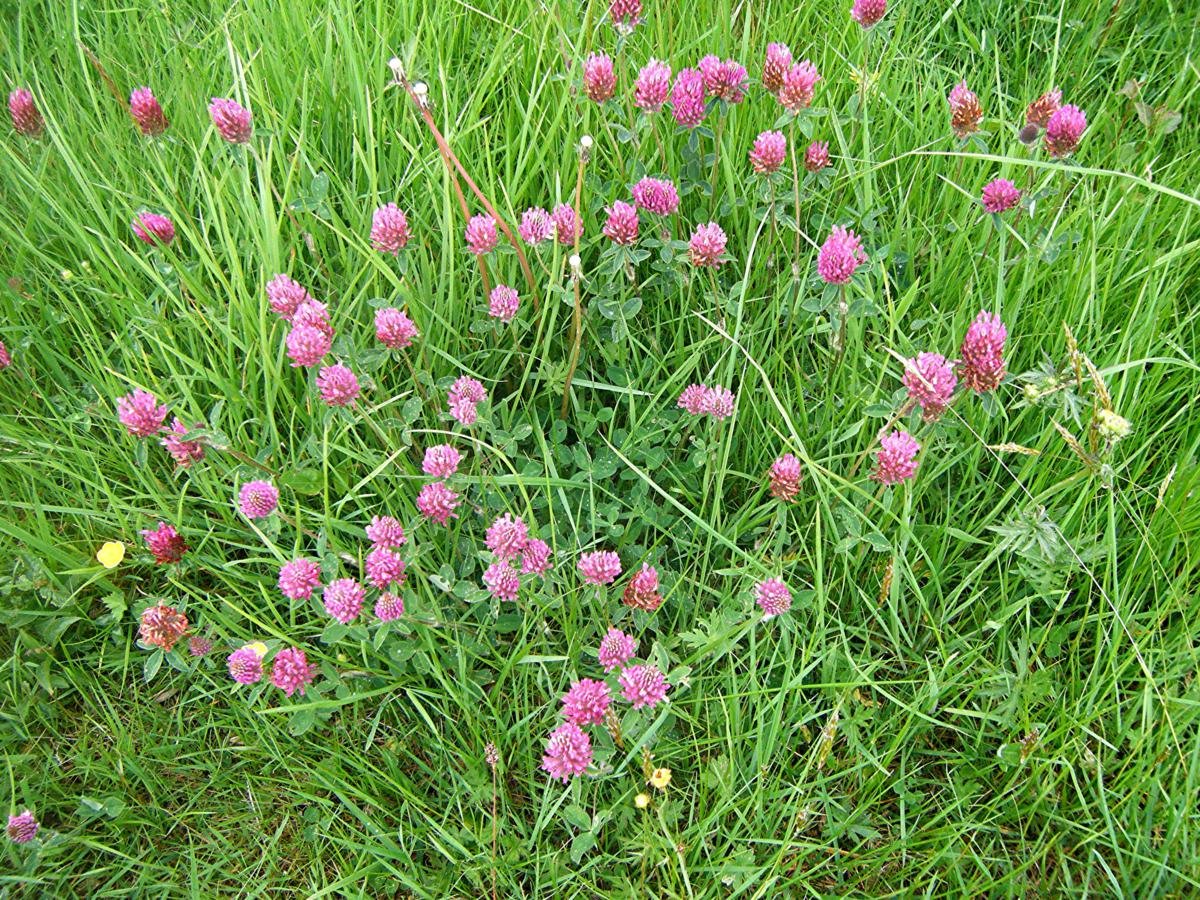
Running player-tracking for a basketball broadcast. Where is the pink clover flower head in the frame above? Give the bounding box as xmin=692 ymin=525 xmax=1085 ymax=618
xmin=486 ymin=513 xmax=529 ymax=561
xmin=634 ymin=59 xmax=672 ymax=112
xmin=872 ymin=429 xmax=920 ymax=485
xmin=8 ymin=89 xmax=43 ymax=137
xmin=374 ymin=591 xmax=405 ymax=622
xmin=365 ymin=515 xmax=406 ymax=549
xmin=618 ymin=663 xmax=669 ymax=709
xmin=278 ymin=558 xmax=322 ymax=601
xmin=521 ymin=538 xmax=553 ymax=575
xmin=448 ymin=376 xmax=486 ymax=425
xmin=702 ymin=385 xmax=736 ymax=419
xmin=160 ymin=417 xmax=205 ymax=468
xmin=677 ymin=383 xmax=708 ymax=415
xmin=561 ymin=678 xmax=612 ymax=725
xmin=208 ymin=97 xmax=252 ymax=143
xmin=7 ymin=810 xmax=38 ymax=844
xmin=323 ymin=577 xmax=365 ymax=624
xmin=292 ymin=300 xmax=333 ymax=337
xmin=238 ymin=480 xmax=279 ymax=519
xmin=631 ymin=177 xmax=680 ymax=216
xmin=450 ymin=398 xmax=478 ymax=426
xmin=488 ymin=284 xmax=520 ymax=322
xmin=583 ymin=53 xmax=616 ymax=103
xmin=422 ymin=444 xmax=463 ymax=478
xmin=670 ymin=68 xmax=707 ymax=128
xmin=755 ymin=578 xmax=792 ymax=619
xmin=1026 ymin=89 xmax=1062 ymax=128
xmin=851 ymin=0 xmax=887 ymax=29
xmin=482 ymin=561 xmax=521 ymax=601
xmin=286 ymin=324 xmax=332 ymax=368
xmin=227 ymin=645 xmax=264 ymax=684
xmin=138 ymin=603 xmax=189 ymax=651
xmin=130 ymin=87 xmax=168 ymax=135
xmin=271 ymin=647 xmax=316 ymax=697
xmin=779 ymin=61 xmax=820 ymax=113
xmin=981 ymin=178 xmax=1021 ymax=214
xmin=769 ymin=453 xmax=802 ymax=502
xmin=903 ymin=352 xmax=957 ymax=419
xmin=417 ymin=481 xmax=460 ymax=525
xmin=804 ymin=140 xmax=830 ymax=172
xmin=0 ymin=341 xmax=9 ymax=368
xmin=365 ymin=547 xmax=407 ymax=591
xmin=688 ymin=222 xmax=727 ymax=267
xmin=141 ymin=521 xmax=188 ymax=564
xmin=541 ymin=722 xmax=593 ymax=782
xmin=622 ymin=563 xmax=663 ymax=612
xmin=762 ymin=43 xmax=792 ymax=94
xmin=1044 ymin=104 xmax=1087 ymax=158
xmin=948 ymin=81 xmax=982 ymax=138
xmin=131 ymin=212 xmax=175 ymax=245
xmin=602 ymin=200 xmax=639 ymax=245
xmin=519 ymin=207 xmax=553 ymax=245
xmin=117 ymin=388 xmax=168 ymax=437
xmin=371 ymin=203 xmax=410 ymax=254
xmin=188 ymin=635 xmax=212 ymax=657
xmin=609 ymin=0 xmax=641 ymax=30
xmin=316 ymin=363 xmax=360 ymax=407
xmin=959 ymin=310 xmax=1008 ymax=393
xmin=551 ymin=203 xmax=582 ymax=246
xmin=265 ymin=274 xmax=313 ymax=321
xmin=598 ymin=627 xmax=637 ymax=671
xmin=374 ymin=307 xmax=419 ymax=349
xmin=817 ymin=225 xmax=867 ymax=284
xmin=465 ymin=214 xmax=499 ymax=256
xmin=699 ymin=56 xmax=748 ymax=104
xmin=578 ymin=550 xmax=621 ymax=585
xmin=749 ymin=130 xmax=787 ymax=174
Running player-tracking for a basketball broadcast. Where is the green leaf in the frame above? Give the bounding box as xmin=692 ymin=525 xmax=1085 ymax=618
xmin=569 ymin=831 xmax=596 ymax=864
xmin=562 ymin=804 xmax=591 ymax=831
xmin=143 ymin=649 xmax=163 ymax=682
xmin=282 ymin=468 xmax=322 ymax=495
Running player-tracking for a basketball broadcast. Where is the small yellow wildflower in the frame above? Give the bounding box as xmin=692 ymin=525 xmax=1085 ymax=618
xmin=1095 ymin=408 xmax=1132 ymax=442
xmin=649 ymin=767 xmax=672 ymax=790
xmin=245 ymin=642 xmax=269 ymax=658
xmin=634 ymin=793 xmax=651 ymax=809
xmin=97 ymin=541 xmax=125 ymax=569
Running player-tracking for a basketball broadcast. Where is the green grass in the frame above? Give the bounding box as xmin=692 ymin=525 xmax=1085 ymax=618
xmin=2 ymin=0 xmax=1199 ymax=895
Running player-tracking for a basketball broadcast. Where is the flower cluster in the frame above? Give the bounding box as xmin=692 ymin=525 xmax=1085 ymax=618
xmin=677 ymin=383 xmax=736 ymax=420
xmin=447 ymin=375 xmax=487 ymax=426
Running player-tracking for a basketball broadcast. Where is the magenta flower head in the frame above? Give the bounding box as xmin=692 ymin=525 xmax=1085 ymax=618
xmin=670 ymin=68 xmax=707 ymax=128
xmin=583 ymin=53 xmax=616 ymax=103
xmin=465 ymin=214 xmax=499 ymax=255
xmin=417 ymin=481 xmax=460 ymax=525
xmin=562 ymin=678 xmax=612 ymax=726
xmin=541 ymin=722 xmax=593 ymax=782
xmin=265 ymin=274 xmax=313 ymax=321
xmin=271 ymin=647 xmax=316 ymax=697
xmin=488 ymin=284 xmax=520 ymax=322
xmin=286 ymin=324 xmax=332 ymax=368
xmin=375 ymin=307 xmax=419 ymax=349
xmin=981 ymin=178 xmax=1021 ymax=214
xmin=483 ymin=561 xmax=521 ymax=601
xmin=551 ymin=203 xmax=582 ymax=246
xmin=324 ymin=577 xmax=365 ymax=624
xmin=755 ymin=578 xmax=792 ymax=619
xmin=609 ymin=0 xmax=641 ymax=30
xmin=316 ymin=363 xmax=360 ymax=407
xmin=702 ymin=385 xmax=736 ymax=420
xmin=688 ymin=222 xmax=728 ymax=267
xmin=631 ymin=177 xmax=680 ymax=216
xmin=117 ymin=388 xmax=168 ymax=438
xmin=750 ymin=130 xmax=787 ymax=174
xmin=804 ymin=140 xmax=831 ymax=172
xmin=131 ymin=212 xmax=175 ymax=246
xmin=138 ymin=603 xmax=189 ymax=652
xmin=769 ymin=453 xmax=802 ymax=502
xmin=278 ymin=558 xmax=322 ymax=601
xmin=238 ymin=480 xmax=279 ymax=519
xmin=903 ymin=352 xmax=957 ymax=419
xmin=622 ymin=563 xmax=663 ymax=611
xmin=634 ymin=59 xmax=672 ymax=112
xmin=699 ymin=56 xmax=748 ymax=104
xmin=449 ymin=375 xmax=487 ymax=406
xmin=0 ymin=341 xmax=10 ymax=369
xmin=519 ymin=207 xmax=553 ymax=245
xmin=7 ymin=810 xmax=38 ymax=844
xmin=8 ymin=88 xmax=43 ymax=137
xmin=1026 ymin=89 xmax=1062 ymax=129
xmin=161 ymin=417 xmax=205 ymax=468
xmin=851 ymin=0 xmax=887 ymax=28
xmin=677 ymin=384 xmax=708 ymax=415
xmin=578 ymin=550 xmax=622 ymax=585
xmin=816 ymin=225 xmax=868 ymax=285
xmin=365 ymin=546 xmax=407 ymax=591
xmin=293 ymin=299 xmax=333 ymax=336
xmin=371 ymin=203 xmax=411 ymax=254
xmin=208 ymin=97 xmax=252 ymax=144
xmin=619 ymin=664 xmax=669 ymax=709
xmin=188 ymin=635 xmax=213 ymax=657
xmin=141 ymin=522 xmax=188 ymax=564
xmin=779 ymin=61 xmax=820 ymax=113
xmin=598 ymin=626 xmax=637 ymax=671
xmin=959 ymin=310 xmax=1008 ymax=392
xmin=602 ymin=200 xmax=639 ymax=245
xmin=130 ymin=87 xmax=168 ymax=135
xmin=872 ymin=429 xmax=920 ymax=485
xmin=1044 ymin=105 xmax=1087 ymax=158
xmin=762 ymin=43 xmax=792 ymax=94
xmin=366 ymin=515 xmax=406 ymax=549
xmin=521 ymin=538 xmax=552 ymax=575
xmin=374 ymin=592 xmax=405 ymax=622
xmin=422 ymin=444 xmax=463 ymax=478
xmin=486 ymin=513 xmax=530 ymax=561
xmin=227 ymin=644 xmax=265 ymax=684
xmin=948 ymin=81 xmax=982 ymax=138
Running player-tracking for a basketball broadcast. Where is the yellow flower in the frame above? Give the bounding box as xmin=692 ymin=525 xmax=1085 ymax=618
xmin=634 ymin=793 xmax=651 ymax=809
xmin=649 ymin=767 xmax=672 ymax=790
xmin=97 ymin=541 xmax=125 ymax=569
xmin=245 ymin=642 xmax=269 ymax=658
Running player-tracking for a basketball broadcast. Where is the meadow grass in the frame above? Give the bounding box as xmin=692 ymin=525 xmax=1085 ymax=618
xmin=2 ymin=0 xmax=1199 ymax=895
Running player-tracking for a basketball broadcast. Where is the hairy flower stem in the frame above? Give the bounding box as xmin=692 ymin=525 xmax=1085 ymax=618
xmin=789 ymin=130 xmax=803 ymax=264
xmin=560 ymin=154 xmax=588 ymax=418
xmin=708 ymin=113 xmax=726 ymax=214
